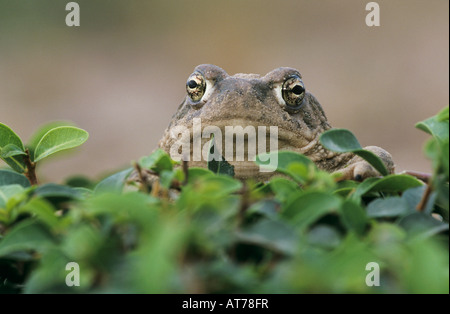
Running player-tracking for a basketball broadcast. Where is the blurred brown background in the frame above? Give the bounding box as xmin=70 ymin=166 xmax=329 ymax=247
xmin=0 ymin=0 xmax=448 ymax=182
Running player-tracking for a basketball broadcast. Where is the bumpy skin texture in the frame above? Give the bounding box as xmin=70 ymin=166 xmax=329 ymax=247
xmin=158 ymin=64 xmax=395 ymax=181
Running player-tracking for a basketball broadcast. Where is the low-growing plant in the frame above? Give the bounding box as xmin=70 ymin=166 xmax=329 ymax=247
xmin=0 ymin=121 xmax=89 ymax=185
xmin=0 ymin=108 xmax=448 ymax=294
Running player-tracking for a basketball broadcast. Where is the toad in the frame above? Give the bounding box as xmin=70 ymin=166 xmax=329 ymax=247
xmin=158 ymin=64 xmax=394 ymax=181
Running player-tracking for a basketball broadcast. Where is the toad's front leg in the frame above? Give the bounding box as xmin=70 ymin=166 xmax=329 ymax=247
xmin=333 ymin=146 xmax=395 ymax=181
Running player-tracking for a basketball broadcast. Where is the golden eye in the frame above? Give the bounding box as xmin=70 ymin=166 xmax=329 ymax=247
xmin=282 ymin=75 xmax=306 ymax=112
xmin=186 ymin=72 xmax=206 ymax=102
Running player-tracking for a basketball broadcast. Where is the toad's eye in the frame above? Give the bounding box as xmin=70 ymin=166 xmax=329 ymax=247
xmin=186 ymin=72 xmax=206 ymax=102
xmin=282 ymin=75 xmax=306 ymax=112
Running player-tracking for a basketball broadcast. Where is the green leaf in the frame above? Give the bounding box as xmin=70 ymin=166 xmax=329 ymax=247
xmin=196 ymin=175 xmax=242 ymax=197
xmin=366 ymin=197 xmax=412 ymax=218
xmin=256 ymin=150 xmax=313 ymax=172
xmin=320 ymin=128 xmax=363 ymax=152
xmin=62 ymin=224 xmax=103 ymax=261
xmin=1 ymin=155 xmax=27 ymax=173
xmin=0 ymin=220 xmax=55 ymax=257
xmin=415 ymin=108 xmax=449 ymax=179
xmin=269 ymin=177 xmax=300 ymax=202
xmin=235 ymin=219 xmax=298 ymax=255
xmin=94 ymin=168 xmax=133 ymax=194
xmin=0 ymin=123 xmax=27 ymax=173
xmin=352 ymin=174 xmax=424 ymax=200
xmin=352 ymin=150 xmax=389 ymax=176
xmin=127 ymin=218 xmax=186 ymax=293
xmin=207 ymin=135 xmax=235 ymax=177
xmin=424 ymin=137 xmax=449 ymax=179
xmin=340 ymin=200 xmax=367 ymax=236
xmin=64 ymin=175 xmax=95 ymax=189
xmin=18 ymin=198 xmax=59 ymax=230
xmin=187 ymin=167 xmax=214 ymax=182
xmin=306 ymin=225 xmax=342 ymax=249
xmin=402 ymin=186 xmax=436 ymax=215
xmin=397 ymin=212 xmax=449 ymax=240
xmin=0 ymin=169 xmax=30 ymax=188
xmin=0 ymin=123 xmax=24 ymax=150
xmin=33 ymin=126 xmax=89 ymax=162
xmin=333 ymin=180 xmax=359 ymax=197
xmin=0 ymin=184 xmax=25 ymax=209
xmin=440 ymin=139 xmax=449 ymax=178
xmin=159 ymin=169 xmax=177 ymax=189
xmin=246 ymin=200 xmax=281 ymax=220
xmin=0 ymin=144 xmax=26 ymax=159
xmin=256 ymin=151 xmax=314 ymax=184
xmin=320 ymin=129 xmax=389 ymax=176
xmin=139 ymin=149 xmax=176 ymax=173
xmin=402 ymin=239 xmax=449 ymax=294
xmin=436 ymin=106 xmax=449 ymax=122
xmin=33 ymin=183 xmax=83 ymax=201
xmin=27 ymin=121 xmax=75 ymax=151
xmin=283 ymin=191 xmax=341 ymax=231
xmin=176 ymin=174 xmax=242 ymax=212
xmin=85 ymin=192 xmax=158 ymax=225
xmin=415 ymin=112 xmax=449 ymax=142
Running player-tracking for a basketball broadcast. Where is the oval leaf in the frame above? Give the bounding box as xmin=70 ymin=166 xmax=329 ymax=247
xmin=26 ymin=121 xmax=76 ymax=160
xmin=0 ymin=169 xmax=30 ymax=188
xmin=283 ymin=191 xmax=341 ymax=231
xmin=398 ymin=212 xmax=449 ymax=240
xmin=2 ymin=155 xmax=27 ymax=173
xmin=0 ymin=184 xmax=25 ymax=209
xmin=307 ymin=225 xmax=342 ymax=249
xmin=0 ymin=123 xmax=26 ymax=172
xmin=0 ymin=123 xmax=24 ymax=150
xmin=94 ymin=168 xmax=133 ymax=194
xmin=235 ymin=219 xmax=298 ymax=255
xmin=187 ymin=167 xmax=214 ymax=182
xmin=0 ymin=144 xmax=26 ymax=159
xmin=415 ymin=111 xmax=449 ymax=142
xmin=320 ymin=128 xmax=362 ymax=152
xmin=33 ymin=183 xmax=83 ymax=200
xmin=437 ymin=106 xmax=449 ymax=122
xmin=352 ymin=174 xmax=424 ymax=201
xmin=0 ymin=220 xmax=55 ymax=258
xmin=353 ymin=150 xmax=389 ymax=176
xmin=320 ymin=129 xmax=389 ymax=176
xmin=340 ymin=200 xmax=367 ymax=236
xmin=139 ymin=149 xmax=176 ymax=173
xmin=366 ymin=197 xmax=412 ymax=218
xmin=256 ymin=150 xmax=314 ymax=183
xmin=33 ymin=126 xmax=89 ymax=162
xmin=366 ymin=174 xmax=423 ymax=194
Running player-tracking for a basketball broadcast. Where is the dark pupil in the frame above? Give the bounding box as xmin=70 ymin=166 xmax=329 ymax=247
xmin=188 ymin=80 xmax=198 ymax=89
xmin=292 ymin=85 xmax=304 ymax=95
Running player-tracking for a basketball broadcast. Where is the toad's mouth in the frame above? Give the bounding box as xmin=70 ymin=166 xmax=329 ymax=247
xmin=166 ymin=118 xmax=320 ymax=163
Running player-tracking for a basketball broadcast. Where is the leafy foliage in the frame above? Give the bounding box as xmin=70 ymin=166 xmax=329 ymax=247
xmin=0 ymin=109 xmax=448 ymax=294
xmin=0 ymin=122 xmax=89 ymax=185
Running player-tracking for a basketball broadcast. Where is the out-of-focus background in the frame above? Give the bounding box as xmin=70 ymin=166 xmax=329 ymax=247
xmin=0 ymin=0 xmax=448 ymax=182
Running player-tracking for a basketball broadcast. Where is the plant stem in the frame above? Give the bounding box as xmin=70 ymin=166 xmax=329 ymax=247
xmin=416 ymin=183 xmax=432 ymax=212
xmin=24 ymin=149 xmax=38 ymax=185
xmin=403 ymin=170 xmax=432 ymax=183
xmin=133 ymin=161 xmax=150 ymax=193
